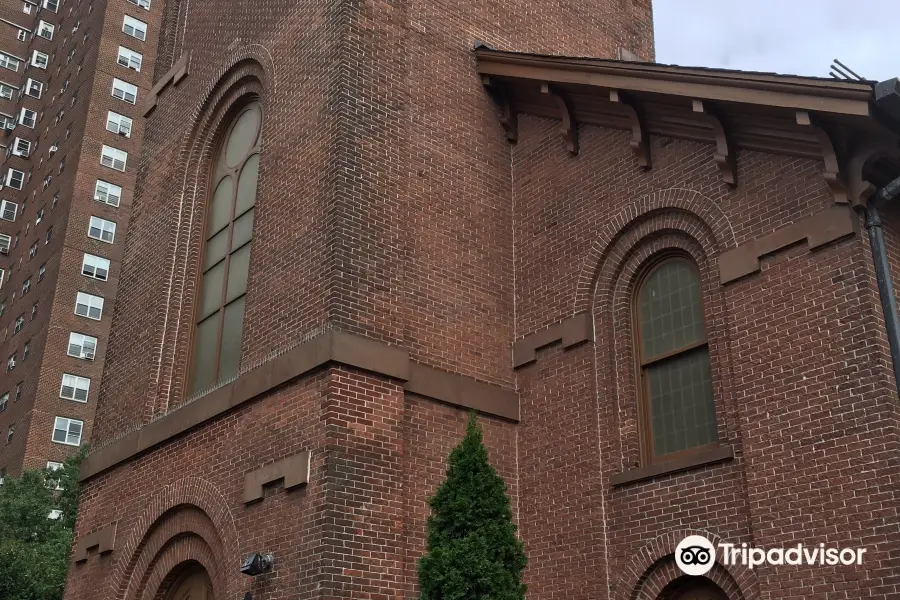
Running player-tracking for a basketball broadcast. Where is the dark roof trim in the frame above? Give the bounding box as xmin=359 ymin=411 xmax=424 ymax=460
xmin=475 ymin=48 xmax=875 ymax=116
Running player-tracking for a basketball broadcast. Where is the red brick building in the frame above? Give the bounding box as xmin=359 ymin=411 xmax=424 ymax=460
xmin=64 ymin=2 xmax=900 ymax=600
xmin=0 ymin=0 xmax=163 ymax=479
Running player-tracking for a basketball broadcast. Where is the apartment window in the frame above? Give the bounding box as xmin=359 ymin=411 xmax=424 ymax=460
xmin=21 ymin=278 xmax=30 ymax=295
xmin=30 ymin=303 xmax=36 ymax=320
xmin=60 ymin=374 xmax=90 ymax=402
xmin=0 ymin=114 xmax=14 ymax=130
xmin=11 ymin=138 xmax=29 ymax=157
xmin=37 ymin=20 xmax=54 ymax=39
xmin=88 ymin=216 xmax=116 ymax=243
xmin=0 ymin=200 xmax=17 ymax=221
xmin=38 ymin=264 xmax=45 ymax=281
xmin=22 ymin=2 xmax=31 ymax=13
xmin=30 ymin=51 xmax=48 ymax=70
xmin=18 ymin=107 xmax=36 ymax=128
xmin=6 ymin=425 xmax=12 ymax=444
xmin=126 ymin=0 xmax=151 ymax=9
xmin=74 ymin=292 xmax=103 ymax=320
xmin=106 ymin=111 xmax=132 ymax=138
xmin=22 ymin=341 xmax=29 ymax=361
xmin=0 ymin=234 xmax=10 ymax=254
xmin=25 ymin=78 xmax=42 ymax=99
xmin=116 ymin=46 xmax=142 ymax=71
xmin=45 ymin=461 xmax=62 ymax=490
xmin=28 ymin=242 xmax=36 ymax=259
xmin=94 ymin=180 xmax=121 ymax=206
xmin=0 ymin=393 xmax=7 ymax=412
xmin=634 ymin=255 xmax=717 ymax=462
xmin=0 ymin=300 xmax=5 ymax=316
xmin=0 ymin=53 xmax=20 ymax=72
xmin=42 ymin=0 xmax=59 ymax=12
xmin=100 ymin=145 xmax=127 ymax=171
xmin=13 ymin=316 xmax=23 ymax=334
xmin=5 ymin=169 xmax=24 ymax=190
xmin=81 ymin=253 xmax=109 ymax=281
xmin=0 ymin=83 xmax=13 ymax=99
xmin=35 ymin=207 xmax=44 ymax=224
xmin=6 ymin=353 xmax=14 ymax=372
xmin=189 ymin=101 xmax=261 ymax=393
xmin=16 ymin=29 xmax=26 ymax=42
xmin=52 ymin=417 xmax=82 ymax=446
xmin=67 ymin=332 xmax=96 ymax=360
xmin=123 ymin=15 xmax=148 ymax=40
xmin=111 ymin=78 xmax=137 ymax=104
xmin=45 ymin=226 xmax=52 ymax=244
xmin=14 ymin=383 xmax=21 ymax=402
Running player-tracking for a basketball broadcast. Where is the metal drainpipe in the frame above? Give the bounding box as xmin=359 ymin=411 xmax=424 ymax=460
xmin=865 ymin=174 xmax=900 ymax=392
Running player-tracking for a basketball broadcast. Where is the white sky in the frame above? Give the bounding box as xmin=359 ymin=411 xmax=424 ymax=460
xmin=653 ymin=0 xmax=897 ymax=81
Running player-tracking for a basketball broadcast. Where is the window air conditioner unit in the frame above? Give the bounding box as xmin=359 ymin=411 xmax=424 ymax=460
xmin=84 ymin=350 xmax=94 ymax=360
xmin=128 ymin=65 xmax=138 ymax=71
xmin=49 ymin=145 xmax=57 ymax=154
xmin=118 ymin=130 xmax=128 ymax=137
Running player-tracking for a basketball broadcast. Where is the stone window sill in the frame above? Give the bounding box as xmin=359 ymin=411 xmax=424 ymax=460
xmin=610 ymin=444 xmax=734 ymax=487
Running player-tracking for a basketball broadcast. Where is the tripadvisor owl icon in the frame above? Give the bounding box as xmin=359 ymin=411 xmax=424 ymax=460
xmin=675 ymin=535 xmax=716 ymax=576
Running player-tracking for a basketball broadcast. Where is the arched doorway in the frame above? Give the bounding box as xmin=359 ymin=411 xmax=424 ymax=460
xmin=165 ymin=566 xmax=214 ymax=600
xmin=661 ymin=578 xmax=730 ymax=600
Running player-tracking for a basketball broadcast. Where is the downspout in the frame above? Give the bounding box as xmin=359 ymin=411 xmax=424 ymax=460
xmin=867 ymin=78 xmax=900 ymax=393
xmin=864 ymin=175 xmax=900 ymax=392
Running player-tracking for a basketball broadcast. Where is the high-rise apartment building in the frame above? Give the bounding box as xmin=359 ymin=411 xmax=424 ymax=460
xmin=0 ymin=0 xmax=160 ymax=479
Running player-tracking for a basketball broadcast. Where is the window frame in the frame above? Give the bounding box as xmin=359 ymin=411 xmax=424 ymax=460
xmin=116 ymin=45 xmax=142 ymax=72
xmin=94 ymin=180 xmax=122 ymax=206
xmin=111 ymin=78 xmax=138 ymax=104
xmin=51 ymin=416 xmax=83 ymax=446
xmin=81 ymin=253 xmax=110 ymax=281
xmin=59 ymin=373 xmax=90 ymax=403
xmin=632 ymin=252 xmax=718 ymax=465
xmin=67 ymin=332 xmax=97 ymax=360
xmin=122 ymin=15 xmax=147 ymax=40
xmin=74 ymin=291 xmax=104 ymax=320
xmin=186 ymin=99 xmax=262 ymax=395
xmin=100 ymin=145 xmax=127 ymax=171
xmin=24 ymin=78 xmax=42 ymax=98
xmin=88 ymin=215 xmax=116 ymax=243
xmin=37 ymin=20 xmax=54 ymax=39
xmin=105 ymin=111 xmax=132 ymax=138
xmin=30 ymin=50 xmax=48 ymax=69
xmin=0 ymin=52 xmax=21 ymax=72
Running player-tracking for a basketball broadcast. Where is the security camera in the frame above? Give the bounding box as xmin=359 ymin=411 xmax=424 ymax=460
xmin=239 ymin=552 xmax=274 ymax=576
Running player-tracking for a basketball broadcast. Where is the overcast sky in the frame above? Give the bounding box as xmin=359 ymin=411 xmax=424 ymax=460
xmin=653 ymin=0 xmax=897 ymax=81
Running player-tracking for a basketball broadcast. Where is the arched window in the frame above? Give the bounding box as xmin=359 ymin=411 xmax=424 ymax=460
xmin=635 ymin=255 xmax=717 ymax=461
xmin=188 ymin=100 xmax=262 ymax=394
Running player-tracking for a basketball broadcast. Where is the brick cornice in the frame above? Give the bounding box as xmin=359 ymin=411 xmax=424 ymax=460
xmin=80 ymin=330 xmax=519 ymax=481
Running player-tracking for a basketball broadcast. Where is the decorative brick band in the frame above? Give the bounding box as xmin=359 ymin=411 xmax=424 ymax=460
xmin=80 ymin=329 xmax=518 ymax=481
xmin=243 ymin=452 xmax=311 ymax=504
xmin=143 ymin=51 xmax=191 ymax=117
xmin=73 ymin=522 xmax=117 ymax=563
xmin=512 ymin=312 xmax=594 ymax=367
xmin=718 ymin=205 xmax=857 ymax=284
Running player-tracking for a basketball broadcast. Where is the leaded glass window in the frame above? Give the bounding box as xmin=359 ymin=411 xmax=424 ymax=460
xmin=636 ymin=256 xmax=717 ymax=460
xmin=188 ymin=101 xmax=261 ymax=394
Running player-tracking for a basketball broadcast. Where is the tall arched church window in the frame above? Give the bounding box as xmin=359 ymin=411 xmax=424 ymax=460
xmin=189 ymin=100 xmax=261 ymax=394
xmin=635 ymin=254 xmax=717 ymax=461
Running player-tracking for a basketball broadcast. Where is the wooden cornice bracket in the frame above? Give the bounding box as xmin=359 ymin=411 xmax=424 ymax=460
xmin=693 ymin=99 xmax=736 ymax=186
xmin=796 ymin=110 xmax=848 ymax=203
xmin=481 ymin=75 xmax=518 ymax=143
xmin=541 ymin=83 xmax=578 ymax=155
xmin=610 ymin=90 xmax=650 ymax=169
xmin=143 ymin=51 xmax=191 ymax=118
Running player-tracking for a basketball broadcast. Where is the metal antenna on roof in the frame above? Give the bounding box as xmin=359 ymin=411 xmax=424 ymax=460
xmin=829 ymin=58 xmax=865 ymax=81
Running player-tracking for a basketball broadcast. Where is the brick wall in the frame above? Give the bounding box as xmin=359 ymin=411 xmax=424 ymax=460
xmin=511 ymin=113 xmax=900 ymax=599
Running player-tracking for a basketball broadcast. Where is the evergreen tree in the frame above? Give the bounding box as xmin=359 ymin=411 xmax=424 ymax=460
xmin=418 ymin=413 xmax=526 ymax=600
xmin=0 ymin=448 xmax=85 ymax=600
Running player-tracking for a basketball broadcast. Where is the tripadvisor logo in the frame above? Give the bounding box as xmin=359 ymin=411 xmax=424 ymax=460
xmin=675 ymin=535 xmax=867 ymax=575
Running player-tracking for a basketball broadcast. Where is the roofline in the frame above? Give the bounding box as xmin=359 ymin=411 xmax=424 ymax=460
xmin=475 ymin=48 xmax=876 ymax=117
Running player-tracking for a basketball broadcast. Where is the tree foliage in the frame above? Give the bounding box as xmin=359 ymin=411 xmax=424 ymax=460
xmin=0 ymin=449 xmax=85 ymax=600
xmin=418 ymin=414 xmax=526 ymax=600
